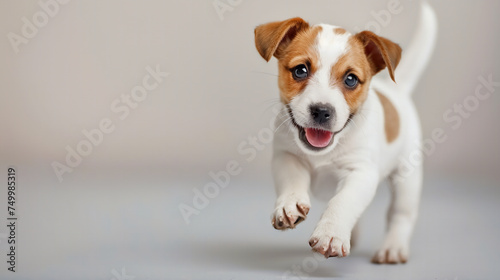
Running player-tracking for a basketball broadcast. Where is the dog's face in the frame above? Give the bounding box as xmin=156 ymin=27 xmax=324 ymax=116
xmin=255 ymin=18 xmax=401 ymax=154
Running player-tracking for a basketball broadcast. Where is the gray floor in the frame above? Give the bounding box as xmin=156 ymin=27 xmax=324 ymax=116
xmin=1 ymin=167 xmax=499 ymax=280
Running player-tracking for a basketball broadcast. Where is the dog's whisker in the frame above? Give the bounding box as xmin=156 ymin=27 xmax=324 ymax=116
xmin=250 ymin=71 xmax=278 ymax=77
xmin=259 ymin=98 xmax=281 ymax=106
xmin=260 ymin=101 xmax=282 ymax=115
xmin=274 ymin=117 xmax=292 ymax=133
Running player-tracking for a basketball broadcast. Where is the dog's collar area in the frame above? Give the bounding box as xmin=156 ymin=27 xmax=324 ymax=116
xmin=285 ymin=105 xmax=354 ymax=151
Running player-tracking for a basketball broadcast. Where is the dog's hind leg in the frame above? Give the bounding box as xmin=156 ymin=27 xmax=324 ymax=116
xmin=372 ymin=156 xmax=423 ymax=264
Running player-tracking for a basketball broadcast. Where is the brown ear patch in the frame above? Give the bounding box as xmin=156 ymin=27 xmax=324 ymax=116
xmin=375 ymin=91 xmax=400 ymax=143
xmin=254 ymin=17 xmax=310 ymax=62
xmin=354 ymin=31 xmax=402 ymax=82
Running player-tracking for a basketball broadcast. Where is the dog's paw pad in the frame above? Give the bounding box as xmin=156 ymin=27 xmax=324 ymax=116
xmin=271 ymin=198 xmax=310 ymax=230
xmin=372 ymin=246 xmax=409 ymax=264
xmin=309 ymin=234 xmax=350 ymax=258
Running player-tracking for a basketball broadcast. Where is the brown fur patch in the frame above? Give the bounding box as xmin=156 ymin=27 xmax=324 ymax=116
xmin=330 ymin=36 xmax=372 ymax=113
xmin=333 ymin=28 xmax=346 ymax=35
xmin=375 ymin=91 xmax=400 ymax=143
xmin=277 ymin=26 xmax=322 ymax=103
xmin=254 ymin=18 xmax=310 ymax=62
xmin=353 ymin=31 xmax=402 ymax=82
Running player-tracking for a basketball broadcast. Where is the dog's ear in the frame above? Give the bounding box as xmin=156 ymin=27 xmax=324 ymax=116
xmin=254 ymin=17 xmax=309 ymax=62
xmin=355 ymin=31 xmax=402 ymax=82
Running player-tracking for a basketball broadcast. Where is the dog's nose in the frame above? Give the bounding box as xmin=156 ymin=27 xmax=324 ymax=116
xmin=310 ymin=104 xmax=334 ymax=125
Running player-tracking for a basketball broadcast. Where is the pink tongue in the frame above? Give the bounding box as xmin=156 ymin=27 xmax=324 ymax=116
xmin=305 ymin=128 xmax=333 ymax=148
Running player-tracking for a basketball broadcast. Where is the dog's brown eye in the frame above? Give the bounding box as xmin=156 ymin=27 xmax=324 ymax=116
xmin=292 ymin=64 xmax=308 ymax=81
xmin=344 ymin=73 xmax=358 ymax=88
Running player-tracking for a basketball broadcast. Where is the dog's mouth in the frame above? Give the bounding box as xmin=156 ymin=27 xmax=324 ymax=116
xmin=303 ymin=128 xmax=333 ymax=148
xmin=287 ymin=106 xmax=352 ymax=151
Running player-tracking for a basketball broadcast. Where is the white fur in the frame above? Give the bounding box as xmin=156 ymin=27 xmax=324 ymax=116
xmin=270 ymin=3 xmax=437 ymax=263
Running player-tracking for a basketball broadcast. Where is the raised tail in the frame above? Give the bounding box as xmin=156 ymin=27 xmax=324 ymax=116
xmin=395 ymin=1 xmax=438 ymax=95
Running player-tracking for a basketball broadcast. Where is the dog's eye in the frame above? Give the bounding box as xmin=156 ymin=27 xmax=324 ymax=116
xmin=344 ymin=73 xmax=358 ymax=88
xmin=292 ymin=64 xmax=308 ymax=81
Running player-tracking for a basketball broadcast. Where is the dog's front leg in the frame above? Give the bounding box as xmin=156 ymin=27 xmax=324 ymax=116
xmin=309 ymin=166 xmax=378 ymax=257
xmin=271 ymin=151 xmax=311 ymax=230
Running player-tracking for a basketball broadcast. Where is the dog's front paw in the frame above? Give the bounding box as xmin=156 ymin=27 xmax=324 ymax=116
xmin=271 ymin=194 xmax=310 ymax=230
xmin=371 ymin=243 xmax=409 ymax=264
xmin=309 ymin=225 xmax=350 ymax=258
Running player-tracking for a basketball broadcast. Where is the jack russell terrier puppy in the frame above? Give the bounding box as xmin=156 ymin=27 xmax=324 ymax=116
xmin=254 ymin=3 xmax=437 ymax=264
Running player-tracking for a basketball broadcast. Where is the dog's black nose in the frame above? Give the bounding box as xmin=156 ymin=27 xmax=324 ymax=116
xmin=310 ymin=104 xmax=334 ymax=125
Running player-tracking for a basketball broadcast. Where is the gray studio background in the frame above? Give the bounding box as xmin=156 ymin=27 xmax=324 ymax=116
xmin=1 ymin=1 xmax=499 ymax=279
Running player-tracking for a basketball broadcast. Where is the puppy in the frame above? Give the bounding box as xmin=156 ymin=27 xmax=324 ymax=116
xmin=254 ymin=3 xmax=437 ymax=264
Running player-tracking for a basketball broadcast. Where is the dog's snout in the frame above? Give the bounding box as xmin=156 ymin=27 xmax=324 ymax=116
xmin=310 ymin=104 xmax=335 ymax=125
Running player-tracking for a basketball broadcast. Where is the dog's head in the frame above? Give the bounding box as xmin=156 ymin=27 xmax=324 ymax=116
xmin=255 ymin=18 xmax=401 ymax=154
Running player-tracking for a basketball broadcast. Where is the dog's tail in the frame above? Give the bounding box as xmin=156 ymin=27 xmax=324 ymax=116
xmin=395 ymin=1 xmax=438 ymax=95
